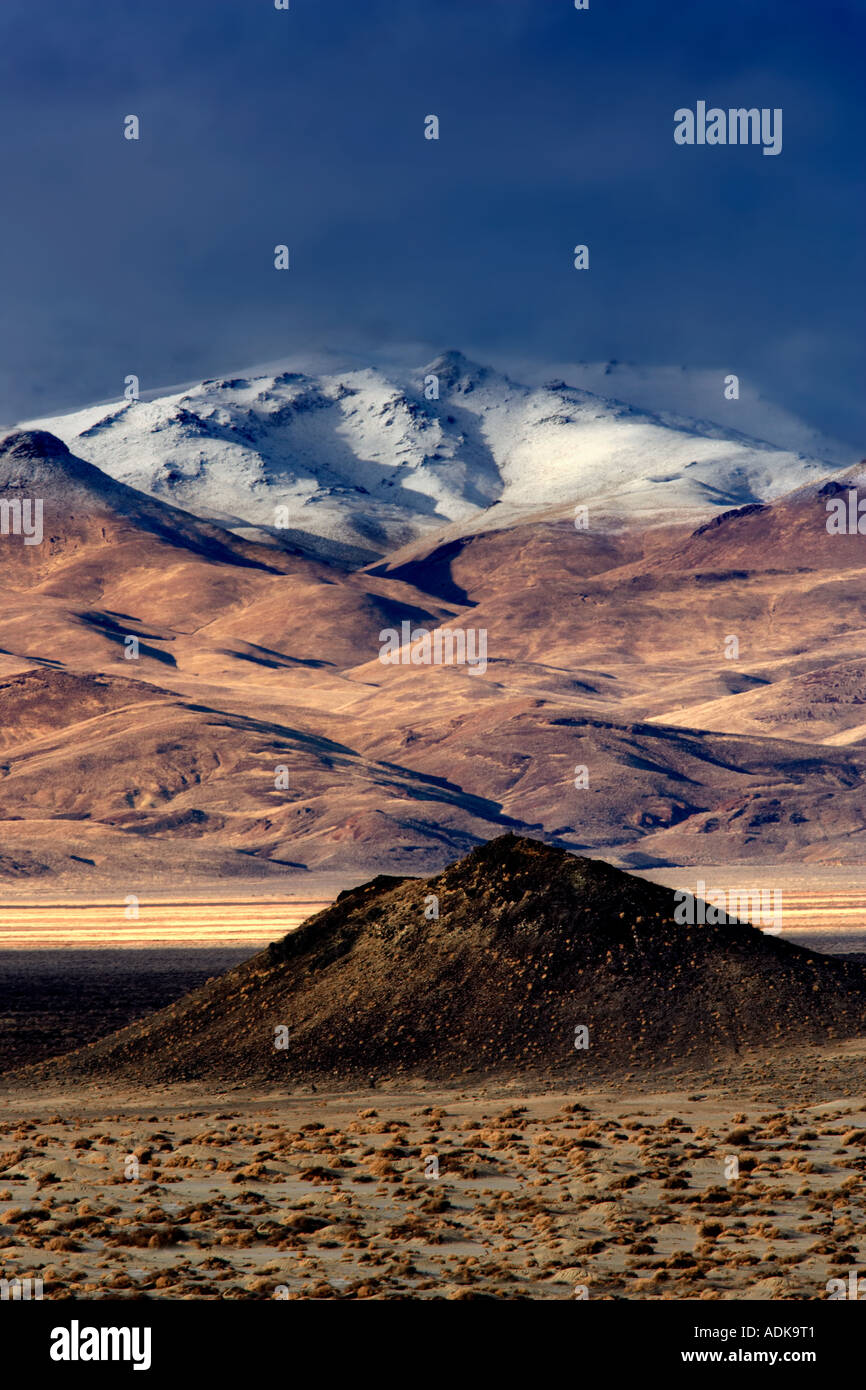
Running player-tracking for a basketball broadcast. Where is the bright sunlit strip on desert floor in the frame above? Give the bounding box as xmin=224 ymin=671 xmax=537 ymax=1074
xmin=0 ymin=900 xmax=331 ymax=948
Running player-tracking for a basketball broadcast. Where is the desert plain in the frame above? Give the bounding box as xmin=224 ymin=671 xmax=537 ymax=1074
xmin=2 ymin=1046 xmax=866 ymax=1301
xmin=2 ymin=838 xmax=866 ymax=1302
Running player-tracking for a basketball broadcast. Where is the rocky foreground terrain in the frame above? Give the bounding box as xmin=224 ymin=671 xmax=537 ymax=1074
xmin=2 ymin=1049 xmax=866 ymax=1300
xmin=3 ymin=840 xmax=865 ymax=1301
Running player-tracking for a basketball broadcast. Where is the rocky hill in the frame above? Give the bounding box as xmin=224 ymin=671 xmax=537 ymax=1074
xmin=16 ymin=836 xmax=866 ymax=1088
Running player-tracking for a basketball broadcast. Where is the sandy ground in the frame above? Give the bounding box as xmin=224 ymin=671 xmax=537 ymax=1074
xmin=2 ymin=1041 xmax=865 ymax=1301
xmin=0 ymin=898 xmax=332 ymax=949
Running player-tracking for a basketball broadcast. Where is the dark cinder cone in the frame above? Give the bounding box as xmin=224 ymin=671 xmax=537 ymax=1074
xmin=11 ymin=834 xmax=866 ymax=1087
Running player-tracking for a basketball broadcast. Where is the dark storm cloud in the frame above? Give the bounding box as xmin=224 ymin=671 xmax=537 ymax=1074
xmin=0 ymin=0 xmax=862 ymax=448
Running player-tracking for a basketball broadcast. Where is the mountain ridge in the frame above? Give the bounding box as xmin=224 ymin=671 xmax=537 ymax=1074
xmin=21 ymin=352 xmax=841 ymax=563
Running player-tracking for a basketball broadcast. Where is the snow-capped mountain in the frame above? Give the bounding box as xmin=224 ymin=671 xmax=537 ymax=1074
xmin=520 ymin=359 xmax=856 ymax=466
xmin=24 ymin=351 xmax=838 ymax=563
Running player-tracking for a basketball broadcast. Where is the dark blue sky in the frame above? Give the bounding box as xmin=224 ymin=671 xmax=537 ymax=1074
xmin=0 ymin=0 xmax=862 ymax=448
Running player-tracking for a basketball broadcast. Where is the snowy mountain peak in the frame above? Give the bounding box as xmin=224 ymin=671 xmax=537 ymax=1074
xmin=421 ymin=349 xmax=504 ymax=393
xmin=22 ymin=353 xmax=842 ymax=565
